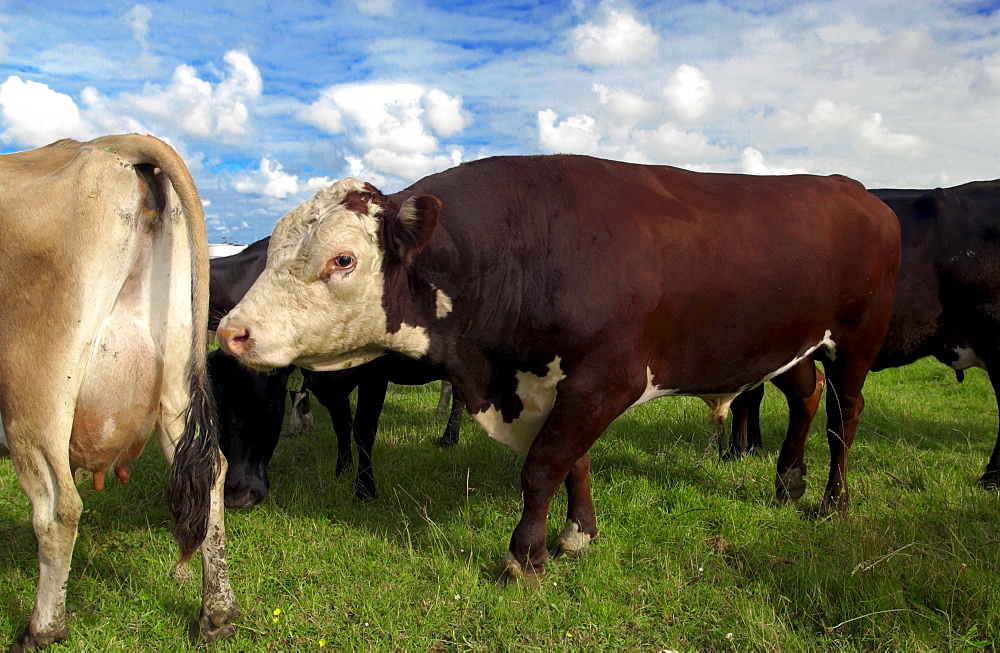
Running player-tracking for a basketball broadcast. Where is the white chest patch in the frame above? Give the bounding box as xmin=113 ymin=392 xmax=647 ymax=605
xmin=471 ymin=357 xmax=566 ymax=456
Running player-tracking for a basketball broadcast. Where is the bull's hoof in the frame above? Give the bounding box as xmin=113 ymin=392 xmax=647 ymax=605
xmin=775 ymin=465 xmax=807 ymax=503
xmin=820 ymin=488 xmax=850 ymax=517
xmin=193 ymin=604 xmax=240 ymax=644
xmin=12 ymin=623 xmax=69 ymax=651
xmin=978 ymin=469 xmax=1000 ymax=490
xmin=499 ymin=552 xmax=544 ymax=584
xmin=550 ymin=520 xmax=596 ymax=558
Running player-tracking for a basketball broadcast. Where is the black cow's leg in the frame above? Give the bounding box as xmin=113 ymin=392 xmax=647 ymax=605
xmin=725 ymin=383 xmax=765 ymax=459
xmin=505 ymin=377 xmax=633 ymax=578
xmin=773 ymin=362 xmax=825 ymax=503
xmin=978 ymin=356 xmax=1000 ymax=488
xmin=436 ymin=391 xmax=464 ymax=448
xmin=436 ymin=381 xmax=453 ymax=416
xmin=352 ymin=377 xmax=388 ymax=501
xmin=327 ymin=392 xmax=355 ymax=479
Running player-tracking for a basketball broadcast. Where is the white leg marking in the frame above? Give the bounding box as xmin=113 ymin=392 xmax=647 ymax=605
xmin=471 ymin=357 xmax=566 ymax=456
xmin=554 ymin=520 xmax=593 ymax=555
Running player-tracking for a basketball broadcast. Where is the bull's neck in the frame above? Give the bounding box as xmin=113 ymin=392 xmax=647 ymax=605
xmin=380 ymin=259 xmax=447 ymax=362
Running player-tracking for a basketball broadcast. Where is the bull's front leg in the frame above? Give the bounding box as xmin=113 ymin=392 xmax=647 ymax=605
xmin=503 ymin=379 xmax=633 ymax=579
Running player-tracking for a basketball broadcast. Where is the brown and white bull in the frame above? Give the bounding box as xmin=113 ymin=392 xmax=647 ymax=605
xmin=217 ymin=155 xmax=900 ymax=577
xmin=0 ymin=135 xmax=238 ymax=648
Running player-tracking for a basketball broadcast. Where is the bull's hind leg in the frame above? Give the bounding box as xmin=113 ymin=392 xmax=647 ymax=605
xmin=7 ymin=416 xmax=82 ymax=650
xmin=773 ymin=362 xmax=825 ymax=503
xmin=816 ymin=358 xmax=867 ymax=515
xmin=156 ymin=390 xmax=238 ymax=642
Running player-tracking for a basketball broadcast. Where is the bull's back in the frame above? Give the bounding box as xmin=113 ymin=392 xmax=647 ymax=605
xmin=411 ymin=156 xmax=898 ymax=390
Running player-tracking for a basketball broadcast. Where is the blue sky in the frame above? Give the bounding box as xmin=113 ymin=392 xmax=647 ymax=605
xmin=2 ymin=1 xmax=1000 ymax=242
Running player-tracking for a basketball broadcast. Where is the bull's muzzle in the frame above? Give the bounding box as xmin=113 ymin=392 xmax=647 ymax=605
xmin=216 ymin=323 xmax=253 ymax=358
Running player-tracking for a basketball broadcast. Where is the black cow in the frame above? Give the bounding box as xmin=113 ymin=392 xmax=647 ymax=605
xmin=727 ymin=180 xmax=1000 ymax=489
xmin=217 ymin=155 xmax=900 ymax=577
xmin=209 ymin=239 xmax=463 ymax=508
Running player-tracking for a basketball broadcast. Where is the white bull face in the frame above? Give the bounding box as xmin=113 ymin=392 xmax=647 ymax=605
xmin=217 ymin=177 xmax=437 ymax=372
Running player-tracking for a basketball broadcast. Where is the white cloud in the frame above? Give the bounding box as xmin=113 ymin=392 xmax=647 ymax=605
xmin=635 ymin=123 xmax=716 ymax=162
xmin=300 ymin=82 xmax=467 ymax=181
xmin=0 ymin=76 xmax=91 ymax=146
xmin=803 ymin=99 xmax=926 ymax=157
xmin=298 ymin=89 xmax=344 ymax=134
xmin=593 ymin=83 xmax=654 ymax=122
xmin=128 ymin=4 xmax=152 ymax=49
xmin=123 ymin=50 xmax=262 ymax=138
xmin=234 ymin=157 xmax=332 ymax=199
xmin=664 ymin=65 xmax=713 ymax=122
xmin=538 ymin=109 xmax=599 ymax=154
xmin=357 ymin=0 xmax=395 ymax=17
xmin=572 ymin=3 xmax=659 ymax=66
xmin=127 ymin=4 xmax=160 ymax=72
xmin=739 ymin=147 xmax=809 ymax=175
xmin=425 ymin=89 xmax=466 ymax=137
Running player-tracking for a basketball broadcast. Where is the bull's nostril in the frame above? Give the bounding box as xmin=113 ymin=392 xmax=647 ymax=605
xmin=217 ymin=325 xmax=252 ymax=356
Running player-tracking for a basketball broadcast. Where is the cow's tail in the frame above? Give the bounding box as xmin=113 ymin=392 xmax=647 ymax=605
xmin=106 ymin=134 xmax=221 ymax=563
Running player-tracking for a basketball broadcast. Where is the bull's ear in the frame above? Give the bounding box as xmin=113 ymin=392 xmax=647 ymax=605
xmin=383 ymin=194 xmax=441 ymax=265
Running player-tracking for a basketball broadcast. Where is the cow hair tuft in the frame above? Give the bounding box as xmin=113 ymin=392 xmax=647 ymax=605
xmin=168 ymin=359 xmax=221 ymax=563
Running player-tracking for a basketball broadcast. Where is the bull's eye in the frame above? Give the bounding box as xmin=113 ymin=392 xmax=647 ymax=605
xmin=320 ymin=253 xmax=356 ymax=280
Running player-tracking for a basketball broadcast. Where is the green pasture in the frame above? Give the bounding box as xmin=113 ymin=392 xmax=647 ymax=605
xmin=1 ymin=358 xmax=997 ymax=650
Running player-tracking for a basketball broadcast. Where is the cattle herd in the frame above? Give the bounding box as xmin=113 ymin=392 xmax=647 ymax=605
xmin=0 ymin=134 xmax=996 ymax=648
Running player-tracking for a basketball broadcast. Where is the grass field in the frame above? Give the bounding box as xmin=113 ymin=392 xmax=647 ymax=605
xmin=1 ymin=358 xmax=998 ymax=650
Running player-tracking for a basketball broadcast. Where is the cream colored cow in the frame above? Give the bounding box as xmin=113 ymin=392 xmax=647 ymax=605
xmin=0 ymin=135 xmax=238 ymax=649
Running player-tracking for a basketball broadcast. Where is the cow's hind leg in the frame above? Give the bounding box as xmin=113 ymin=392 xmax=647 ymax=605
xmin=8 ymin=426 xmax=81 ymax=650
xmin=774 ymin=362 xmax=825 ymax=503
xmin=725 ymin=383 xmax=764 ymax=459
xmin=157 ymin=393 xmax=238 ymax=643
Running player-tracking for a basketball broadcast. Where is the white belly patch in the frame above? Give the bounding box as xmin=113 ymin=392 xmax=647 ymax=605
xmin=632 ymin=330 xmax=837 ymax=408
xmin=471 ymin=357 xmax=566 ymax=456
